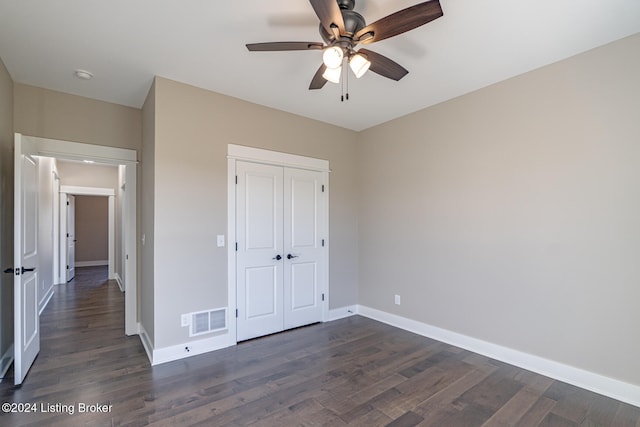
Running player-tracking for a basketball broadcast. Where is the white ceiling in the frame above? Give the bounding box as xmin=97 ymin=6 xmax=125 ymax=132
xmin=1 ymin=0 xmax=639 ymax=131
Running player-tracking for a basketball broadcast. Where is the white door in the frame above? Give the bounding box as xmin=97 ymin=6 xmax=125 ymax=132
xmin=66 ymin=195 xmax=76 ymax=281
xmin=14 ymin=134 xmax=40 ymax=385
xmin=236 ymin=162 xmax=284 ymax=341
xmin=283 ymin=168 xmax=324 ymax=329
xmin=236 ymin=161 xmax=324 ymax=341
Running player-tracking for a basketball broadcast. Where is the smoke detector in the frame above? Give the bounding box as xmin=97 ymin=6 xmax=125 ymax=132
xmin=74 ymin=69 xmax=93 ymax=80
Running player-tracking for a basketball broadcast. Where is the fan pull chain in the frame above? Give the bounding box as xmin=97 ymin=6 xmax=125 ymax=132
xmin=340 ymin=57 xmax=350 ymax=102
xmin=340 ymin=60 xmax=345 ymax=102
xmin=346 ymin=66 xmax=349 ymax=101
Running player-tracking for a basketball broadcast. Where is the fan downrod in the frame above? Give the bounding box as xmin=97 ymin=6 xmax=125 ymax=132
xmin=337 ymin=0 xmax=355 ymax=10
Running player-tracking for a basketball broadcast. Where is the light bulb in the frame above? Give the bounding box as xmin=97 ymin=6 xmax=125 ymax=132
xmin=349 ymin=53 xmax=371 ymax=78
xmin=322 ymin=66 xmax=341 ymax=84
xmin=322 ymin=46 xmax=344 ymax=69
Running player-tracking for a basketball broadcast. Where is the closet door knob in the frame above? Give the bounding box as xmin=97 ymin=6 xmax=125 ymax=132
xmin=287 ymin=254 xmax=298 ymax=260
xmin=273 ymin=254 xmax=282 ymax=260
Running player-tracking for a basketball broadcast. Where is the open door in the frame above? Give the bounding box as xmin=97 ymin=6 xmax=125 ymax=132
xmin=13 ymin=133 xmax=40 ymax=385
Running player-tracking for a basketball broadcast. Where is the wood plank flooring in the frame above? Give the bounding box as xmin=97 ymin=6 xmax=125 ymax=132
xmin=1 ymin=266 xmax=638 ymax=426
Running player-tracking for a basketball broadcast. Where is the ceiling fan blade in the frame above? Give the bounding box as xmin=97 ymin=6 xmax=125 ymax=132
xmin=246 ymin=42 xmax=324 ymax=51
xmin=358 ymin=49 xmax=408 ymax=81
xmin=355 ymin=0 xmax=443 ymax=44
xmin=309 ymin=0 xmax=345 ymax=36
xmin=309 ymin=64 xmax=328 ymax=90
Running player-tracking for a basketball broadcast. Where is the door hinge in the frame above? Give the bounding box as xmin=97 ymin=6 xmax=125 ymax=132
xmin=235 ymin=242 xmax=238 ymax=251
xmin=66 ymin=265 xmax=69 ymax=270
xmin=66 ymin=233 xmax=69 ymax=238
xmin=322 ymin=293 xmax=325 ymax=301
xmin=321 ymin=184 xmax=325 ymax=192
xmin=322 ymin=239 xmax=325 ymax=247
xmin=235 ymin=175 xmax=238 ymax=184
xmin=235 ymin=309 xmax=238 ymax=318
xmin=67 ymin=200 xmax=69 ymax=205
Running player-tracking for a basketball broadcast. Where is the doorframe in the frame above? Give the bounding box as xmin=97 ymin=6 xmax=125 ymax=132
xmin=59 ymin=186 xmax=115 ymax=282
xmin=17 ymin=134 xmax=138 ymax=336
xmin=227 ymin=144 xmax=330 ymax=344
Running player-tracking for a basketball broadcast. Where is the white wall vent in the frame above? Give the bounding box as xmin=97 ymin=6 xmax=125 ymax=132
xmin=188 ymin=308 xmax=227 ymax=337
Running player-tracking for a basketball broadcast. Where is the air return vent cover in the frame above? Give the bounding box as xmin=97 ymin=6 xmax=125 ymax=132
xmin=190 ymin=308 xmax=227 ymax=337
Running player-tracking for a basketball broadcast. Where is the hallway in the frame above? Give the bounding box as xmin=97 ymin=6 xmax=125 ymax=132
xmin=0 ymin=266 xmax=147 ymax=426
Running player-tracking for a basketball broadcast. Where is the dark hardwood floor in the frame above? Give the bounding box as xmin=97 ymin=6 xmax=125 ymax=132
xmin=1 ymin=266 xmax=638 ymax=426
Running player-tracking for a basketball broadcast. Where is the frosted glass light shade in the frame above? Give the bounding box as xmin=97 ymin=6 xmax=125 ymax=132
xmin=349 ymin=53 xmax=371 ymax=78
xmin=322 ymin=46 xmax=344 ymax=69
xmin=322 ymin=66 xmax=341 ymax=84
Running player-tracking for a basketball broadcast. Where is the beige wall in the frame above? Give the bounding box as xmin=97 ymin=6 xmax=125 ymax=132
xmin=358 ymin=34 xmax=640 ymax=386
xmin=74 ymin=196 xmax=109 ymax=263
xmin=0 ymin=56 xmax=14 ymax=365
xmin=151 ymin=77 xmax=359 ymax=348
xmin=56 ymin=160 xmax=119 ymax=189
xmin=13 ymin=84 xmax=141 ymax=152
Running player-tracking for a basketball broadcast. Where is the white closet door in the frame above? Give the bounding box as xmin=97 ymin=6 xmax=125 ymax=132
xmin=283 ymin=168 xmax=324 ymax=329
xmin=236 ymin=162 xmax=284 ymax=341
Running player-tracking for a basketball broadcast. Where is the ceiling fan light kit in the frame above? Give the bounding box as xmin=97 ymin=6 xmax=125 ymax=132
xmin=349 ymin=52 xmax=370 ymax=78
xmin=246 ymin=0 xmax=443 ymax=97
xmin=322 ymin=65 xmax=342 ymax=83
xmin=322 ymin=46 xmax=344 ymax=69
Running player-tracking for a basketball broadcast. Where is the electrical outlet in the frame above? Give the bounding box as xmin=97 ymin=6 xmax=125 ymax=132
xmin=394 ymin=294 xmax=401 ymax=305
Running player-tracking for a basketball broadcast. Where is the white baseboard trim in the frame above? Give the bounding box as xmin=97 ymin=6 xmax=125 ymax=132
xmin=75 ymin=260 xmax=108 ymax=267
xmin=138 ymin=324 xmax=154 ymax=365
xmin=115 ymin=273 xmax=124 ymax=292
xmin=357 ymin=305 xmax=640 ymax=408
xmin=39 ymin=287 xmax=55 ymax=315
xmin=0 ymin=344 xmax=14 ymax=380
xmin=138 ymin=328 xmax=235 ymax=366
xmin=327 ymin=305 xmax=358 ymax=322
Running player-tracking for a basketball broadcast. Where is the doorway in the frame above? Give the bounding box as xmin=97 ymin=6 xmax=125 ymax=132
xmin=58 ymin=186 xmax=116 ymax=285
xmin=15 ymin=134 xmax=137 ymax=333
xmin=227 ymin=144 xmax=330 ymax=342
xmin=9 ymin=134 xmax=137 ymax=385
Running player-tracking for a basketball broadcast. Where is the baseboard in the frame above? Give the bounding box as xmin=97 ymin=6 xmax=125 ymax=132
xmin=327 ymin=305 xmax=358 ymax=322
xmin=38 ymin=287 xmax=55 ymax=315
xmin=151 ymin=332 xmax=235 ymax=366
xmin=357 ymin=305 xmax=640 ymax=408
xmin=75 ymin=260 xmax=108 ymax=267
xmin=138 ymin=324 xmax=154 ymax=365
xmin=138 ymin=322 xmax=236 ymax=366
xmin=0 ymin=344 xmax=14 ymax=380
xmin=115 ymin=273 xmax=124 ymax=292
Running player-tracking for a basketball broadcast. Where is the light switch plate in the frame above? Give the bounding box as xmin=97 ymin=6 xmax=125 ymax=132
xmin=181 ymin=314 xmax=190 ymax=327
xmin=217 ymin=235 xmax=225 ymax=247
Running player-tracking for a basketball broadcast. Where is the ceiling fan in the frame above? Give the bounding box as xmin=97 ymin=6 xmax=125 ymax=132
xmin=246 ymin=0 xmax=443 ymax=91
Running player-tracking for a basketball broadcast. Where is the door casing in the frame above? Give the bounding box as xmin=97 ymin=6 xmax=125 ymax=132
xmin=65 ymin=194 xmax=76 ymax=281
xmin=227 ymin=144 xmax=330 ymax=344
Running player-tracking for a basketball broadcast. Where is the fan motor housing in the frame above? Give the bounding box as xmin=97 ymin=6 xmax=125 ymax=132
xmin=319 ymin=9 xmax=366 ymax=43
